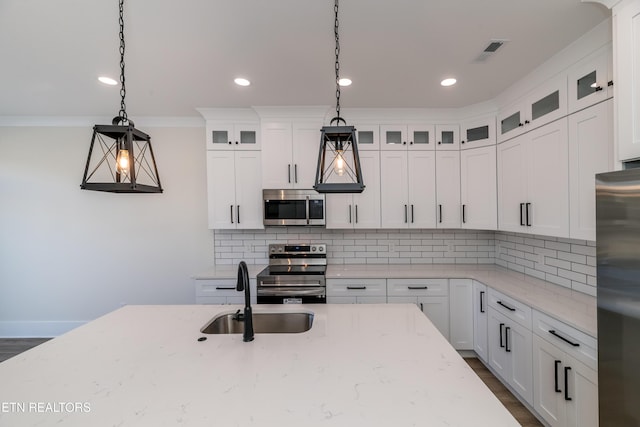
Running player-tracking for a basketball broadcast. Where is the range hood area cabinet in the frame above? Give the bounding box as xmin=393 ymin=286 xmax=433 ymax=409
xmin=206 ymin=150 xmax=263 ymax=229
xmin=261 ymin=121 xmax=322 ymax=189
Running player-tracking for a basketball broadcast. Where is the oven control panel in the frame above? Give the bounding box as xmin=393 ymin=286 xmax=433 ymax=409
xmin=269 ymin=244 xmax=326 ymax=254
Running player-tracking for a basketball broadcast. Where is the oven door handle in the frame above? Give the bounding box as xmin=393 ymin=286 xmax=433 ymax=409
xmin=257 ymin=287 xmax=326 ymax=296
xmin=258 ymin=278 xmax=325 ymax=287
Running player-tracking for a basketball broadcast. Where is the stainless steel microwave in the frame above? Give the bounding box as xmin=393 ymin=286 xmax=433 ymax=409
xmin=263 ymin=189 xmax=326 ymax=226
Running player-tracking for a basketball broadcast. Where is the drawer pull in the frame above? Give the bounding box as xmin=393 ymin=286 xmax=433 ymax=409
xmin=505 ymin=326 xmax=511 ymax=353
xmin=215 ymin=286 xmax=235 ymax=290
xmin=497 ymin=300 xmax=516 ymax=312
xmin=347 ymin=286 xmax=367 ymax=290
xmin=564 ymin=367 xmax=572 ymax=401
xmin=480 ymin=290 xmax=485 ymax=313
xmin=554 ymin=360 xmax=562 ymax=393
xmin=549 ymin=330 xmax=580 ymax=347
xmin=407 ymin=286 xmax=428 ymax=290
xmin=499 ymin=323 xmax=505 ymax=348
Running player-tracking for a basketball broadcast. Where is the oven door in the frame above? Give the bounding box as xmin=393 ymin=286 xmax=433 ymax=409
xmin=257 ymin=287 xmax=326 ymax=304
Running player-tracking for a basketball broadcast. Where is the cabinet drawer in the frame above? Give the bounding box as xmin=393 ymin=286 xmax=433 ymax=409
xmin=326 ymin=279 xmax=387 ymax=297
xmin=488 ymin=288 xmax=532 ymax=329
xmin=387 ymin=279 xmax=448 ymax=297
xmin=532 ymin=309 xmax=597 ymax=371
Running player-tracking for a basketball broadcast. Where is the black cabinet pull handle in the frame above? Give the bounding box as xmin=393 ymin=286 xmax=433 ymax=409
xmin=294 ymin=164 xmax=298 ymax=183
xmin=215 ymin=286 xmax=235 ymax=290
xmin=505 ymin=326 xmax=511 ymax=352
xmin=594 ymin=86 xmax=603 ymax=92
xmin=549 ymin=330 xmax=580 ymax=347
xmin=480 ymin=291 xmax=485 ymax=313
xmin=462 ymin=204 xmax=466 ymax=224
xmin=355 ymin=205 xmax=359 ymax=223
xmin=404 ymin=205 xmax=408 ymax=223
xmin=237 ymin=205 xmax=240 ymax=224
xmin=564 ymin=367 xmax=572 ymax=401
xmin=228 ymin=140 xmax=232 ymax=145
xmin=608 ymin=80 xmax=614 ymax=87
xmin=235 ymin=141 xmax=239 ymax=144
xmin=518 ymin=122 xmax=524 ymax=127
xmin=288 ymin=164 xmax=291 ymax=183
xmin=420 ymin=302 xmax=424 ymax=311
xmin=461 ymin=140 xmax=465 ymax=144
xmin=439 ymin=204 xmax=443 ymax=223
xmin=230 ymin=205 xmax=234 ymax=223
xmin=520 ymin=203 xmax=525 ymax=226
xmin=349 ymin=205 xmax=352 ymax=223
xmin=438 ymin=141 xmax=442 ymax=144
xmin=497 ymin=300 xmax=516 ymax=312
xmin=347 ymin=286 xmax=366 ymax=290
xmin=407 ymin=286 xmax=428 ymax=290
xmin=526 ymin=202 xmax=532 ymax=226
xmin=554 ymin=360 xmax=562 ymax=393
xmin=499 ymin=323 xmax=505 ymax=348
xmin=411 ymin=205 xmax=414 ymax=223
xmin=524 ymin=120 xmax=530 ymax=124
xmin=409 ymin=140 xmax=412 ymax=145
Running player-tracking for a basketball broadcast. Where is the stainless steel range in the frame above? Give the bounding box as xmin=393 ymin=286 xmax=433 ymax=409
xmin=256 ymin=243 xmax=327 ymax=304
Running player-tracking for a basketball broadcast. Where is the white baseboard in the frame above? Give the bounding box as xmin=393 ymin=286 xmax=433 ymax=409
xmin=0 ymin=321 xmax=86 ymax=338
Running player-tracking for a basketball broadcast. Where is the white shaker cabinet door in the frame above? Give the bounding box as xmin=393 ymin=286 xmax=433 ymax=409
xmin=352 ymin=151 xmax=381 ymax=228
xmin=461 ymin=145 xmax=497 ymax=230
xmin=206 ymin=151 xmax=236 ymax=229
xmin=261 ymin=122 xmax=294 ymax=188
xmin=408 ymin=151 xmax=437 ymax=228
xmin=497 ymin=136 xmax=527 ymax=232
xmin=435 ymin=151 xmax=461 ymax=228
xmin=380 ymin=151 xmax=410 ymax=228
xmin=234 ymin=151 xmax=263 ymax=229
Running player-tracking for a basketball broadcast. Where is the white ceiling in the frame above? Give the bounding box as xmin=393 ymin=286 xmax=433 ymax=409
xmin=0 ymin=0 xmax=610 ymax=117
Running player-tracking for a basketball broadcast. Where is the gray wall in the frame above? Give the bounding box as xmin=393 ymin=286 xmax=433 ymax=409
xmin=0 ymin=125 xmax=213 ymax=337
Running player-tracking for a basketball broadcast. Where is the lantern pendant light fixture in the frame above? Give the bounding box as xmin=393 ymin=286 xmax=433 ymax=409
xmin=313 ymin=0 xmax=364 ymax=194
xmin=80 ymin=0 xmax=162 ymax=194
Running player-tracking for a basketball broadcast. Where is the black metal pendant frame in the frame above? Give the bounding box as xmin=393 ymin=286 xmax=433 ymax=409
xmin=313 ymin=123 xmax=365 ymax=193
xmin=80 ymin=122 xmax=163 ymax=193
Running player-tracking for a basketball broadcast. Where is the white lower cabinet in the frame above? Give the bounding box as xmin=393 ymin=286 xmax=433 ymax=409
xmin=195 ymin=279 xmax=257 ymax=305
xmin=487 ymin=289 xmax=534 ymax=405
xmin=449 ymin=279 xmax=473 ymax=350
xmin=532 ymin=310 xmax=598 ymax=427
xmin=326 ymin=279 xmax=387 ymax=304
xmin=472 ymin=280 xmax=489 ymax=362
xmin=387 ymin=279 xmax=449 ymax=339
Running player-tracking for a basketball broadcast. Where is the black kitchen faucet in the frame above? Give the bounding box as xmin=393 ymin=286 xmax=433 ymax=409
xmin=236 ymin=261 xmax=254 ymax=342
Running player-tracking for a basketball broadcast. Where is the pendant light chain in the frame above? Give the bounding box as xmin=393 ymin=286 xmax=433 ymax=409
xmin=118 ymin=0 xmax=128 ymax=124
xmin=334 ymin=0 xmax=341 ymax=121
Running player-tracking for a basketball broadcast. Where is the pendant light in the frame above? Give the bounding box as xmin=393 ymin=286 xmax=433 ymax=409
xmin=313 ymin=0 xmax=364 ymax=194
xmin=80 ymin=0 xmax=162 ymax=194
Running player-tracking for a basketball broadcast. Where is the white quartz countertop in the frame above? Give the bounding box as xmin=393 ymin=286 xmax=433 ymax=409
xmin=0 ymin=304 xmax=519 ymax=426
xmin=194 ymin=264 xmax=597 ymax=337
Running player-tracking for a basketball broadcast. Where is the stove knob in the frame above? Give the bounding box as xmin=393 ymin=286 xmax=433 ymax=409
xmin=319 ymin=246 xmax=324 ymax=252
xmin=278 ymin=247 xmax=283 ymax=252
xmin=312 ymin=246 xmax=316 ymax=252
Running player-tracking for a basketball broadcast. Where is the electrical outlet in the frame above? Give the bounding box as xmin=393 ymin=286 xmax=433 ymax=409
xmin=447 ymin=242 xmax=454 ymax=253
xmin=245 ymin=244 xmax=253 ymax=253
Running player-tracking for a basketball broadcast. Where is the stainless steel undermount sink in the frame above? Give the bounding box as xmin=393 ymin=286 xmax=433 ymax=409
xmin=201 ymin=310 xmax=314 ymax=334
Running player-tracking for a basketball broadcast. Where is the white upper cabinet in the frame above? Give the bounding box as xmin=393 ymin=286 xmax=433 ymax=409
xmin=614 ymin=0 xmax=640 ymax=162
xmin=569 ymin=99 xmax=614 ymax=241
xmin=460 ymin=115 xmax=496 ymax=150
xmin=461 ymin=145 xmax=497 ymax=230
xmin=435 ymin=151 xmax=461 ymax=228
xmin=435 ymin=124 xmax=460 ymax=151
xmin=206 ymin=122 xmax=260 ymax=150
xmin=206 ymin=150 xmax=263 ymax=229
xmin=380 ymin=124 xmax=435 ymax=150
xmin=498 ymin=73 xmax=568 ymax=143
xmin=261 ymin=121 xmax=322 ymax=189
xmin=380 ymin=150 xmax=436 ymax=228
xmin=567 ymin=44 xmax=613 ymax=114
xmin=498 ymin=118 xmax=569 ymax=237
xmin=326 ymin=151 xmax=381 ymax=229
xmin=352 ymin=124 xmax=380 ymax=151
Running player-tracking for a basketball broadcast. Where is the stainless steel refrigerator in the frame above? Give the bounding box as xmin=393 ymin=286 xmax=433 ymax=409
xmin=596 ymin=169 xmax=640 ymax=426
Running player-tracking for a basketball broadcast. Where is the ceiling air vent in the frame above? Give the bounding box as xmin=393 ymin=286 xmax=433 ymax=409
xmin=474 ymin=39 xmax=509 ymax=63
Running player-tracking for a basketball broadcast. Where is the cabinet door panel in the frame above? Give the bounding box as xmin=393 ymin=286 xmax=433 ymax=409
xmin=461 ymin=146 xmax=497 ymax=230
xmin=234 ymin=151 xmax=264 ymax=229
xmin=418 ymin=296 xmax=450 ymax=340
xmin=409 ymin=151 xmax=437 ymax=228
xmin=449 ymin=279 xmax=473 ymax=350
xmin=206 ymin=151 xmax=236 ymax=229
xmin=292 ymin=122 xmax=322 ymax=188
xmin=566 ymin=355 xmax=598 ymax=427
xmin=473 ymin=281 xmax=489 ymax=362
xmin=435 ymin=151 xmax=461 ymax=228
xmin=569 ymin=100 xmax=613 ymax=240
xmin=381 ymin=151 xmax=409 ymax=228
xmin=533 ymin=335 xmax=566 ymax=427
xmin=497 ymin=138 xmax=526 ymax=232
xmin=353 ymin=151 xmax=381 ymax=228
xmin=487 ymin=309 xmax=511 ymax=380
xmin=527 ymin=118 xmax=569 ymax=237
xmin=509 ymin=321 xmax=534 ymax=405
xmin=326 ymin=193 xmax=353 ymax=229
xmin=261 ymin=122 xmax=293 ymax=188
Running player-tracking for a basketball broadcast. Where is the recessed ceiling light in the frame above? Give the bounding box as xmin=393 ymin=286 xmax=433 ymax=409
xmin=440 ymin=78 xmax=457 ymax=87
xmin=338 ymin=78 xmax=352 ymax=87
xmin=234 ymin=78 xmax=251 ymax=86
xmin=98 ymin=76 xmax=118 ymax=86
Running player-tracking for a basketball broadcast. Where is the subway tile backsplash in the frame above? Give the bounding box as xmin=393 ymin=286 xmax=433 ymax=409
xmin=213 ymin=229 xmax=597 ymax=297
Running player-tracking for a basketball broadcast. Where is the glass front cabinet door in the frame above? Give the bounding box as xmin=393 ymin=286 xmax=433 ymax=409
xmin=206 ymin=122 xmax=260 ymax=150
xmin=380 ymin=125 xmax=435 ymax=150
xmin=435 ymin=124 xmax=460 ymax=150
xmin=567 ymin=44 xmax=612 ymax=114
xmin=461 ymin=116 xmax=496 ymax=150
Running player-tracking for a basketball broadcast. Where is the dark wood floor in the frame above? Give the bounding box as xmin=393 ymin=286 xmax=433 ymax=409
xmin=465 ymin=357 xmax=543 ymax=426
xmin=0 ymin=340 xmax=541 ymax=425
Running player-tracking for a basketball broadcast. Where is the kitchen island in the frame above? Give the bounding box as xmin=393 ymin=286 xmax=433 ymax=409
xmin=0 ymin=304 xmax=519 ymax=426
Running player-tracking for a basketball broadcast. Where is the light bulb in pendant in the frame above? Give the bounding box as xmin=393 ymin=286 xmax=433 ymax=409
xmin=116 ymin=148 xmax=130 ymax=173
xmin=334 ymin=150 xmax=345 ymax=176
